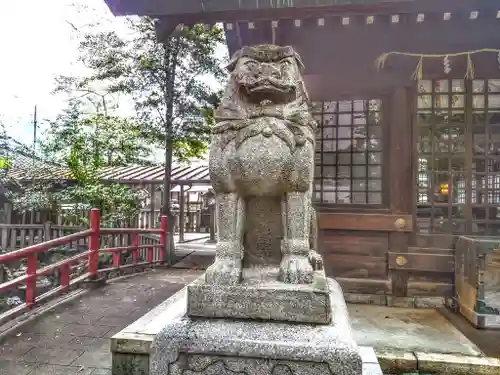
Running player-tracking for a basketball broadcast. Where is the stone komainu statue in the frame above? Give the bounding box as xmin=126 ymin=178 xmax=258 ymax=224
xmin=207 ymin=44 xmax=323 ymax=285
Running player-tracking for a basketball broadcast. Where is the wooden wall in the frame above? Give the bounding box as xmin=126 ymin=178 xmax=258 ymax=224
xmin=315 ymin=88 xmax=456 ymax=299
xmin=318 ymin=222 xmax=455 ymax=298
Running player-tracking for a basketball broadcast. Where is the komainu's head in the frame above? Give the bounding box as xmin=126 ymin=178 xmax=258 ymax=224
xmin=227 ymin=44 xmax=305 ymax=105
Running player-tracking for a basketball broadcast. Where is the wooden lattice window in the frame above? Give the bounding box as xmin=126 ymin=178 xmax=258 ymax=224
xmin=312 ymin=99 xmax=383 ymax=204
xmin=417 ymin=79 xmax=500 ymax=235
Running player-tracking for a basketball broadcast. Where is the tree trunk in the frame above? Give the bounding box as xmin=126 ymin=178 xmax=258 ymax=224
xmin=162 ymin=36 xmax=181 ymax=261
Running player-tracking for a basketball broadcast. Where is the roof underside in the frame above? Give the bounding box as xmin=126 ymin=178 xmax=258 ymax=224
xmin=104 ymin=0 xmax=413 ymax=17
xmin=155 ymin=7 xmax=500 ymax=100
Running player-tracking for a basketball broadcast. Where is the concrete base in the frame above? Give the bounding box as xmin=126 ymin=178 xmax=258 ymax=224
xmin=110 ymin=276 xmax=384 ymax=375
xmin=187 ymin=267 xmax=331 ymax=324
xmin=151 ymin=277 xmax=363 ymax=375
xmin=457 ymin=300 xmax=500 ymax=329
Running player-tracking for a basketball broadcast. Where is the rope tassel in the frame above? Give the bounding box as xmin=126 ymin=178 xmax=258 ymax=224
xmin=443 ymin=55 xmax=451 ymax=74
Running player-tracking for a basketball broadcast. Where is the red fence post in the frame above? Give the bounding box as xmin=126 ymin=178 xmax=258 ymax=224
xmin=60 ymin=264 xmax=71 ymax=293
xmin=112 ymin=251 xmax=121 ymax=269
xmin=159 ymin=215 xmax=169 ymax=265
xmin=88 ymin=208 xmax=100 ymax=279
xmin=131 ymin=233 xmax=139 ymax=265
xmin=25 ymin=253 xmax=37 ymax=308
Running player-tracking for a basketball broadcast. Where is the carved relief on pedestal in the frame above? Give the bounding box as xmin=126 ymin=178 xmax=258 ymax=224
xmin=168 ymin=355 xmax=333 ymax=375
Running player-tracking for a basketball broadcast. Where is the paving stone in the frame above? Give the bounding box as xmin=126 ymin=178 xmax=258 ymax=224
xmin=20 ymin=321 xmax=66 ymax=336
xmin=21 ymin=345 xmax=85 ymax=366
xmin=0 ymin=269 xmax=203 ymax=375
xmin=72 ymin=349 xmax=112 ymax=369
xmin=104 ymin=326 xmax=123 ymax=337
xmin=4 ymin=332 xmax=70 ymax=347
xmin=90 ymin=369 xmax=113 ymax=375
xmin=96 ymin=314 xmax=138 ymax=327
xmin=64 ymin=323 xmax=116 ymax=338
xmin=43 ymin=312 xmax=106 ymax=325
xmin=0 ymin=339 xmax=35 ymax=360
xmin=29 ymin=364 xmax=95 ymax=375
xmin=0 ymin=359 xmax=36 ymax=375
xmin=69 ymin=336 xmax=110 ymax=350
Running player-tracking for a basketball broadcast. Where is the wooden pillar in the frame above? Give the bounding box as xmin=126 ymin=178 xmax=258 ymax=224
xmin=205 ymin=190 xmax=216 ymax=244
xmin=0 ymin=202 xmax=10 ymax=283
xmin=388 ymin=86 xmax=414 ymax=297
xmin=186 ymin=190 xmax=191 ymax=232
xmin=149 ymin=183 xmax=156 ymax=228
xmin=464 ymin=79 xmax=474 ymax=234
xmin=208 ymin=202 xmax=216 ymax=243
xmin=179 ymin=185 xmax=185 ymax=243
xmin=1 ymin=202 xmax=11 ymax=250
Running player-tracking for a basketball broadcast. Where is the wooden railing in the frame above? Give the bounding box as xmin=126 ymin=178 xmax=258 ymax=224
xmin=0 ymin=223 xmax=86 ymax=251
xmin=0 ymin=208 xmax=168 ymax=326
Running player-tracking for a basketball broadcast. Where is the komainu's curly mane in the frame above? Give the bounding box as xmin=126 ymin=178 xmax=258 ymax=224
xmin=213 ymin=44 xmax=316 ymax=150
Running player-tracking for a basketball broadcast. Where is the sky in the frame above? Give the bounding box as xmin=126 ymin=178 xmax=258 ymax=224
xmin=0 ymin=0 xmax=106 ymax=144
xmin=0 ymin=0 xmax=226 ymax=150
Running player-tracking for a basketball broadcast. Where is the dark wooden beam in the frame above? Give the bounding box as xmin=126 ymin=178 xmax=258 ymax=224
xmin=106 ymin=0 xmax=416 ymax=18
xmin=145 ymin=0 xmax=499 ymax=28
xmin=220 ymin=12 xmax=500 ymax=99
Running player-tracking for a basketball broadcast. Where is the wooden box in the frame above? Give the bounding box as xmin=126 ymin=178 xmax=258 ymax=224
xmin=455 ymin=236 xmax=500 ymax=328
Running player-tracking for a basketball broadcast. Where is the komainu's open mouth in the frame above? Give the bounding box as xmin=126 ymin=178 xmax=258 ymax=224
xmin=241 ymin=77 xmax=296 ymax=103
xmin=247 ymin=78 xmax=294 ymax=94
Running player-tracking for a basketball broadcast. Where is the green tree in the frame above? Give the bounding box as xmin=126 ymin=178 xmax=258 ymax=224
xmin=71 ymin=18 xmax=225 ymax=160
xmin=57 ymin=16 xmax=226 ymax=228
xmin=41 ymin=101 xmax=153 ymax=167
xmin=7 ymin=103 xmax=148 ymax=227
xmin=0 ymin=121 xmax=12 ymax=182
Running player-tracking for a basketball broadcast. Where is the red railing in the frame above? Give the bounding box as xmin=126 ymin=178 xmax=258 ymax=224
xmin=0 ymin=208 xmax=168 ymax=325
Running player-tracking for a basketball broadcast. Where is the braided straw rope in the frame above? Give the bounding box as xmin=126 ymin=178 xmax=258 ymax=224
xmin=375 ymin=48 xmax=500 ymax=80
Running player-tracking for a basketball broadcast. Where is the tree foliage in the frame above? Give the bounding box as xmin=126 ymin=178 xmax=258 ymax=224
xmin=7 ymin=103 xmax=148 ymax=226
xmin=58 ymin=16 xmax=226 ymax=161
xmin=41 ymin=101 xmax=153 ymax=167
xmin=6 ymin=15 xmax=226 ymax=226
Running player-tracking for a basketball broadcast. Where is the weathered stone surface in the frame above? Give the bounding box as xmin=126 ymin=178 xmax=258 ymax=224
xmin=112 ymin=353 xmax=149 ymax=375
xmin=207 ymin=44 xmax=322 ymax=288
xmin=151 ymin=278 xmax=363 ymax=375
xmin=187 ymin=267 xmax=331 ymax=324
xmin=150 ymin=45 xmax=363 ymax=375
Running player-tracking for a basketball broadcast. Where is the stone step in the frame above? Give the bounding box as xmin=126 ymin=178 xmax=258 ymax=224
xmin=360 ymin=346 xmax=383 ymax=375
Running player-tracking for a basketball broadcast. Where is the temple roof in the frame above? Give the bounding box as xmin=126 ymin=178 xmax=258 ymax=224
xmin=103 ymin=0 xmax=500 ymax=99
xmin=104 ymin=0 xmax=415 ymax=17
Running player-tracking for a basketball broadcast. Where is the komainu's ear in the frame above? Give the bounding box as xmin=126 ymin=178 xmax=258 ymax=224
xmin=226 ymin=50 xmax=242 ymax=72
xmin=294 ymin=52 xmax=305 ymax=71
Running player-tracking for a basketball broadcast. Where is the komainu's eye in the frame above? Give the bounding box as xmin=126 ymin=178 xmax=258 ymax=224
xmin=245 ymin=60 xmax=258 ymax=68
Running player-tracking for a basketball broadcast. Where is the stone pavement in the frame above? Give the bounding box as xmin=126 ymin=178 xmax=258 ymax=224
xmin=1 ymin=250 xmax=499 ymax=375
xmin=0 ymin=268 xmax=202 ymax=375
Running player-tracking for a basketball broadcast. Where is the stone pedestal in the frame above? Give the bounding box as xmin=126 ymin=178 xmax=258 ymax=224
xmin=151 ymin=278 xmax=363 ymax=375
xmin=148 ymin=44 xmax=374 ymax=375
xmin=187 ymin=267 xmax=331 ymax=324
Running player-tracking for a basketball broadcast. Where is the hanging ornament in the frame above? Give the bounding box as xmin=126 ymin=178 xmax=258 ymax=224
xmin=410 ymin=55 xmax=424 ymax=80
xmin=443 ymin=55 xmax=451 ymax=74
xmin=375 ymin=48 xmax=500 ymax=80
xmin=465 ymin=53 xmax=475 ymax=79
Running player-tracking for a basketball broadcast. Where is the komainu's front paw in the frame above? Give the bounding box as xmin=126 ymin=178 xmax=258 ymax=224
xmin=205 ymin=258 xmax=242 ymax=285
xmin=308 ymin=250 xmax=324 ymax=271
xmin=278 ymin=255 xmax=313 ymax=284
